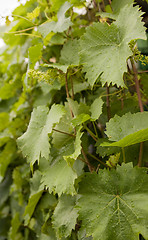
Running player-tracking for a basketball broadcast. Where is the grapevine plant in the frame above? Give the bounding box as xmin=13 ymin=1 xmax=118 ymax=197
xmin=0 ymin=0 xmax=148 ymax=239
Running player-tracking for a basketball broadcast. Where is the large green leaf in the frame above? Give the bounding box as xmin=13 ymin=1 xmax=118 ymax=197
xmin=79 ymin=4 xmax=146 ymax=87
xmin=101 ymin=112 xmax=148 ymax=147
xmin=52 ymin=195 xmax=78 ymax=238
xmin=17 ymin=104 xmax=65 ymax=165
xmin=77 ymin=163 xmax=148 ymax=240
xmin=38 ymin=2 xmax=72 ymax=38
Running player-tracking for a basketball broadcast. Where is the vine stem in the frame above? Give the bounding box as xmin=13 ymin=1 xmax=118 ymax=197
xmin=102 ymin=0 xmax=105 ymax=11
xmin=122 ymin=147 xmax=125 ymax=163
xmin=131 ymin=59 xmax=144 ymax=167
xmin=106 ymin=83 xmax=111 ymax=121
xmin=52 ymin=128 xmax=75 ymax=137
xmin=132 ymin=61 xmax=144 ymax=112
xmin=108 ymin=0 xmax=113 ymax=11
xmin=65 ymin=72 xmax=70 ymax=99
xmin=70 ymin=76 xmax=74 ymax=99
xmin=83 ymin=124 xmax=97 ymax=141
xmin=87 ymin=152 xmax=108 ymax=167
xmin=81 ymin=147 xmax=94 ymax=172
xmin=138 ymin=70 xmax=148 ymax=73
xmin=65 ymin=71 xmax=74 ymax=118
xmin=119 ymin=87 xmax=124 ymax=110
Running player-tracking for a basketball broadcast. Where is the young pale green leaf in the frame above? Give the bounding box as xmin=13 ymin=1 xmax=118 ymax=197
xmin=77 ymin=163 xmax=148 ymax=240
xmin=38 ymin=2 xmax=72 ymax=38
xmin=28 ymin=43 xmax=43 ymax=68
xmin=64 ymin=127 xmax=83 ymax=165
xmin=0 ymin=82 xmax=19 ymax=100
xmin=79 ymin=4 xmax=146 ymax=87
xmin=41 ymin=159 xmax=77 ymax=196
xmin=17 ymin=104 xmax=65 ymax=165
xmin=101 ymin=112 xmax=148 ymax=147
xmin=0 ymin=113 xmax=9 ymax=131
xmin=27 ymin=6 xmax=40 ymax=20
xmin=90 ymin=97 xmax=104 ymax=121
xmin=52 ymin=195 xmax=78 ymax=238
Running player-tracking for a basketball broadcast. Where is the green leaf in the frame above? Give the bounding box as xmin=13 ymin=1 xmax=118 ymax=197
xmin=27 ymin=6 xmax=40 ymax=20
xmin=112 ymin=0 xmax=134 ymax=12
xmin=0 ymin=171 xmax=12 ymax=207
xmin=24 ymin=190 xmax=43 ymax=225
xmin=69 ymin=82 xmax=89 ymax=95
xmin=106 ymin=152 xmax=120 ymax=168
xmin=79 ymin=4 xmax=146 ymax=87
xmin=64 ymin=127 xmax=83 ymax=165
xmin=71 ymin=114 xmax=90 ymax=127
xmin=9 ymin=212 xmax=21 ymax=240
xmin=90 ymin=97 xmax=104 ymax=121
xmin=59 ymin=39 xmax=79 ymax=66
xmin=24 ymin=170 xmax=44 ymax=226
xmin=77 ymin=163 xmax=148 ymax=240
xmin=96 ymin=139 xmax=120 ymax=157
xmin=28 ymin=43 xmax=43 ymax=68
xmin=0 ymin=82 xmax=18 ymax=100
xmin=0 ymin=140 xmax=16 ymax=182
xmin=52 ymin=195 xmax=78 ymax=238
xmin=101 ymin=112 xmax=148 ymax=147
xmin=43 ymin=63 xmax=68 ymax=73
xmin=41 ymin=159 xmax=77 ymax=196
xmin=17 ymin=104 xmax=65 ymax=165
xmin=0 ymin=113 xmax=9 ymax=131
xmin=38 ymin=2 xmax=72 ymax=38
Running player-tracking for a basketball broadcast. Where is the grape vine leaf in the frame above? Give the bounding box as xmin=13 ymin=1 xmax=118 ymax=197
xmin=64 ymin=127 xmax=83 ymax=166
xmin=9 ymin=212 xmax=21 ymax=240
xmin=90 ymin=97 xmax=104 ymax=121
xmin=77 ymin=163 xmax=148 ymax=240
xmin=52 ymin=195 xmax=78 ymax=238
xmin=24 ymin=190 xmax=43 ymax=225
xmin=41 ymin=158 xmax=77 ymax=196
xmin=28 ymin=43 xmax=43 ymax=68
xmin=0 ymin=140 xmax=16 ymax=182
xmin=38 ymin=2 xmax=72 ymax=38
xmin=71 ymin=113 xmax=90 ymax=127
xmin=111 ymin=0 xmax=134 ymax=12
xmin=27 ymin=6 xmax=40 ymax=20
xmin=101 ymin=112 xmax=148 ymax=147
xmin=0 ymin=113 xmax=9 ymax=131
xmin=0 ymin=82 xmax=18 ymax=100
xmin=24 ymin=170 xmax=44 ymax=225
xmin=45 ymin=39 xmax=80 ymax=73
xmin=59 ymin=39 xmax=80 ymax=66
xmin=17 ymin=104 xmax=65 ymax=165
xmin=79 ymin=4 xmax=146 ymax=87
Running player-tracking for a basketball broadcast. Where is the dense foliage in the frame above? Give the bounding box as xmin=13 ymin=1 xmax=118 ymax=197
xmin=0 ymin=0 xmax=148 ymax=239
